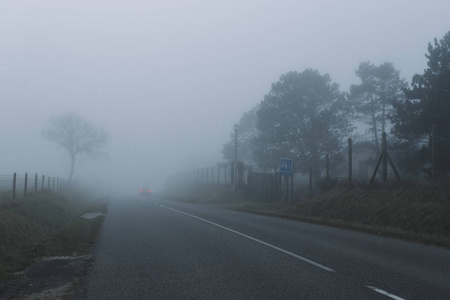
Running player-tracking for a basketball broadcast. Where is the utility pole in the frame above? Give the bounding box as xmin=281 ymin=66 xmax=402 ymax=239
xmin=234 ymin=124 xmax=238 ymax=192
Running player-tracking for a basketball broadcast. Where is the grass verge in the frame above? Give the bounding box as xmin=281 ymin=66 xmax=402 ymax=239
xmin=0 ymin=190 xmax=108 ymax=281
xmin=160 ymin=181 xmax=450 ymax=249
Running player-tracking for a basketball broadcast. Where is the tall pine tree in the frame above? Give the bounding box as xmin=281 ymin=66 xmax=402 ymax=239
xmin=391 ymin=31 xmax=450 ymax=177
xmin=350 ymin=61 xmax=406 ymax=154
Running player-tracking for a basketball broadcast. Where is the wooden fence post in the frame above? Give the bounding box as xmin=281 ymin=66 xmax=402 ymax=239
xmin=224 ymin=166 xmax=227 ymax=185
xmin=382 ymin=132 xmax=387 ymax=182
xmin=24 ymin=173 xmax=28 ymax=198
xmin=370 ymin=132 xmax=401 ymax=186
xmin=42 ymin=175 xmax=45 ymax=191
xmin=217 ymin=166 xmax=220 ymax=184
xmin=13 ymin=172 xmax=16 ymax=200
xmin=35 ymin=173 xmax=38 ymax=193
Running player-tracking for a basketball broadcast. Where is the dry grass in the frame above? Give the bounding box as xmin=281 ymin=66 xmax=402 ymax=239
xmin=163 ymin=181 xmax=450 ymax=248
xmin=260 ymin=181 xmax=450 ymax=248
xmin=0 ymin=190 xmax=108 ymax=280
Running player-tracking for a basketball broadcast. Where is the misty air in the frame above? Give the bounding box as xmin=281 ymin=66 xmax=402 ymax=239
xmin=1 ymin=1 xmax=450 ymax=299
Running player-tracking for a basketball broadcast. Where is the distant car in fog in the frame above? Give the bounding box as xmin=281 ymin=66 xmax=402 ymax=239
xmin=139 ymin=187 xmax=152 ymax=196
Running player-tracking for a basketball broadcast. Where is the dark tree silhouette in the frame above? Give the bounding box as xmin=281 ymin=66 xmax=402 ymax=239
xmin=350 ymin=61 xmax=406 ymax=153
xmin=391 ymin=31 xmax=450 ymax=177
xmin=254 ymin=69 xmax=353 ymax=180
xmin=222 ymin=105 xmax=259 ymax=168
xmin=43 ymin=113 xmax=108 ymax=181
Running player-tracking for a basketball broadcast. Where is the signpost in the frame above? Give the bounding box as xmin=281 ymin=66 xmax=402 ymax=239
xmin=279 ymin=158 xmax=293 ymax=176
xmin=279 ymin=158 xmax=293 ymax=206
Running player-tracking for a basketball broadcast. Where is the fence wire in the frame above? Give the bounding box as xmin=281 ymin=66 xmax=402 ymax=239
xmin=1 ymin=173 xmax=66 ymax=204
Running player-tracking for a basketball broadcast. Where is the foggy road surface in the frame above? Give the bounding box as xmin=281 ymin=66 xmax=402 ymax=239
xmin=83 ymin=196 xmax=450 ymax=299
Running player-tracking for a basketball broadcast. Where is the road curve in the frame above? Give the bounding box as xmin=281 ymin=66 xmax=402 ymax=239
xmin=81 ymin=196 xmax=450 ymax=299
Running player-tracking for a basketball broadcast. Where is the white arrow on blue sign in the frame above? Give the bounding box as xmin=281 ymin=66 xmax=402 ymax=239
xmin=279 ymin=158 xmax=293 ymax=176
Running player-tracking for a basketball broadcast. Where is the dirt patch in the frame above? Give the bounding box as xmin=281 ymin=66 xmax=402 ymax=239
xmin=80 ymin=213 xmax=105 ymax=220
xmin=0 ymin=255 xmax=92 ymax=300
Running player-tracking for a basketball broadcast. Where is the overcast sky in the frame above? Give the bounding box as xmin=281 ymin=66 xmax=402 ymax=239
xmin=1 ymin=0 xmax=449 ymax=193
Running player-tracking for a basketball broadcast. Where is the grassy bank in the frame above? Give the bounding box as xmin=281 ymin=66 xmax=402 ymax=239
xmin=284 ymin=182 xmax=450 ymax=247
xmin=0 ymin=190 xmax=108 ymax=280
xmin=160 ymin=182 xmax=450 ymax=248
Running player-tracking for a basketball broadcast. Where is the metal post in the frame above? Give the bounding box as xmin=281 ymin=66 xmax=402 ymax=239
xmin=234 ymin=125 xmax=238 ymax=192
xmin=278 ymin=171 xmax=282 ymax=202
xmin=290 ymin=174 xmax=294 ymax=205
xmin=432 ymin=124 xmax=436 ymax=180
xmin=326 ymin=155 xmax=330 ymax=182
xmin=284 ymin=176 xmax=288 ymax=206
xmin=382 ymin=132 xmax=387 ymax=182
xmin=348 ymin=138 xmax=352 ymax=185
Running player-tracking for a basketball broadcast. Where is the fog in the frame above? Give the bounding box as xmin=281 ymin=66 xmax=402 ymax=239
xmin=1 ymin=0 xmax=449 ymax=194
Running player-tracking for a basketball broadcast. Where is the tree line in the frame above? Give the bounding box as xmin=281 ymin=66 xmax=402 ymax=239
xmin=222 ymin=30 xmax=450 ymax=182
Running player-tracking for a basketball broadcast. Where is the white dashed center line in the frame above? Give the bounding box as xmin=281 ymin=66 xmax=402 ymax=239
xmin=366 ymin=285 xmax=406 ymax=300
xmin=155 ymin=202 xmax=407 ymax=300
xmin=156 ymin=203 xmax=334 ymax=272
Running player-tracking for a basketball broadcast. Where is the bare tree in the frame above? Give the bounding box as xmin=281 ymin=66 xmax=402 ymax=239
xmin=43 ymin=113 xmax=109 ymax=181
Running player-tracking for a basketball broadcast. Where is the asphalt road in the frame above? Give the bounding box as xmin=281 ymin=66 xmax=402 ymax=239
xmin=82 ymin=196 xmax=450 ymax=299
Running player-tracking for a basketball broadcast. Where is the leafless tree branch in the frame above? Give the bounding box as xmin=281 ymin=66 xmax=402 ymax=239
xmin=43 ymin=113 xmax=109 ymax=181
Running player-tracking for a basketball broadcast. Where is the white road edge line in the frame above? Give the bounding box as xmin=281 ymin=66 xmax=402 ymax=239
xmin=366 ymin=285 xmax=405 ymax=300
xmin=157 ymin=204 xmax=334 ymax=272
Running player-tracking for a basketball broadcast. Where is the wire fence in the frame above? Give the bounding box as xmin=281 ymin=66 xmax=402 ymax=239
xmin=0 ymin=172 xmax=66 ymax=202
xmin=169 ymin=163 xmax=236 ymax=187
xmin=167 ymin=133 xmax=411 ymax=205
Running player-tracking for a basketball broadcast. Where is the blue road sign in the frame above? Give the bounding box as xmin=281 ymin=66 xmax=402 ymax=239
xmin=279 ymin=158 xmax=293 ymax=176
